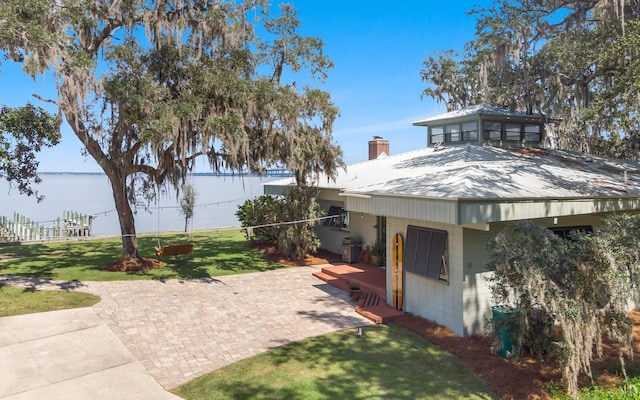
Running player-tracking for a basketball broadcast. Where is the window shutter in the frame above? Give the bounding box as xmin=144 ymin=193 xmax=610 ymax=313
xmin=404 ymin=225 xmax=448 ymax=282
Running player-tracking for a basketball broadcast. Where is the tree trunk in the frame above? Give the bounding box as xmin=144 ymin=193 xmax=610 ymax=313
xmin=59 ymin=86 xmax=141 ymax=260
xmin=107 ymin=170 xmax=140 ymax=259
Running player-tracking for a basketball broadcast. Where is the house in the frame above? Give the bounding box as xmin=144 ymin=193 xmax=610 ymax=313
xmin=264 ymin=104 xmax=640 ymax=336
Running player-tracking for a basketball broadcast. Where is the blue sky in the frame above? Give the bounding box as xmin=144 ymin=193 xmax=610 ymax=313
xmin=0 ymin=1 xmax=487 ymax=172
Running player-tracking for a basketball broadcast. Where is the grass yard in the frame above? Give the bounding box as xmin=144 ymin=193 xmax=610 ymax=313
xmin=173 ymin=324 xmax=497 ymax=400
xmin=0 ymin=229 xmax=282 ymax=281
xmin=0 ymin=284 xmax=100 ymax=317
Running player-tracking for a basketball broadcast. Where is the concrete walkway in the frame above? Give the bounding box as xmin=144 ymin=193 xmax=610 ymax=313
xmin=0 ymin=308 xmax=179 ymax=399
xmin=0 ymin=266 xmax=372 ymax=398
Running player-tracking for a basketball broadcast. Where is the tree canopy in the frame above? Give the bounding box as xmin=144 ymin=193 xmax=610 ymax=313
xmin=0 ymin=104 xmax=59 ymax=201
xmin=421 ymin=0 xmax=640 ymax=159
xmin=0 ymin=0 xmax=343 ymax=261
xmin=487 ymin=216 xmax=640 ymax=397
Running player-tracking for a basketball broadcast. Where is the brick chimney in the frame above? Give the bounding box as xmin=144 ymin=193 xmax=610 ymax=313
xmin=368 ymin=136 xmax=389 ymax=160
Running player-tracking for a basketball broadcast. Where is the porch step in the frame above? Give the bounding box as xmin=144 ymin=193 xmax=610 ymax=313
xmin=317 ymin=264 xmax=385 ymax=299
xmin=356 ymin=292 xmax=404 ymax=324
xmin=312 ymin=271 xmax=350 ymax=292
xmin=313 ymin=265 xmax=404 ymax=325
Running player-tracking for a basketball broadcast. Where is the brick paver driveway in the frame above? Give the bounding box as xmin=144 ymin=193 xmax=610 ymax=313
xmin=78 ymin=265 xmax=372 ymax=389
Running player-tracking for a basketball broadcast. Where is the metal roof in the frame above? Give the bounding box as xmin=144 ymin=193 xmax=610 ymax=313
xmin=266 ymin=144 xmax=640 ymax=200
xmin=412 ymin=104 xmax=552 ymax=126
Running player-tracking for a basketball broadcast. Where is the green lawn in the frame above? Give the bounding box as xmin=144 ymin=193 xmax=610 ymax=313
xmin=0 ymin=284 xmax=100 ymax=316
xmin=0 ymin=229 xmax=282 ymax=281
xmin=173 ymin=324 xmax=497 ymax=400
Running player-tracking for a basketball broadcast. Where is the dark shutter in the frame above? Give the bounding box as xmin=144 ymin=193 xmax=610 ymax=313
xmin=323 ymin=206 xmax=341 ymax=227
xmin=415 ymin=228 xmax=431 ymax=277
xmin=404 ymin=225 xmax=448 ymax=281
xmin=404 ymin=226 xmax=420 ymax=274
xmin=550 ymin=225 xmax=592 ymax=241
xmin=427 ymin=230 xmax=446 ymax=280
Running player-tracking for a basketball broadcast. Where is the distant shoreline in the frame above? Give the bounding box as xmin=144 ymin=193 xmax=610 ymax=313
xmin=2 ymin=174 xmax=280 ymax=236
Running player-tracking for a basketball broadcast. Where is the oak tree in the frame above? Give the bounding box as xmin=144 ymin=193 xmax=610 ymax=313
xmin=0 ymin=0 xmax=343 ymax=262
xmin=488 ymin=216 xmax=640 ymax=397
xmin=421 ymin=0 xmax=640 ymax=159
xmin=0 ymin=104 xmax=59 ymax=201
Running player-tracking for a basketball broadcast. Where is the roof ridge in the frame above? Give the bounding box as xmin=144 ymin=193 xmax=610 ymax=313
xmin=345 ymin=146 xmax=433 ymax=168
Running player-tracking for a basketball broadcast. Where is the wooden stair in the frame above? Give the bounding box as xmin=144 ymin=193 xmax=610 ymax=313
xmin=356 ymin=292 xmax=404 ymax=324
xmin=312 ymin=264 xmax=404 ymax=324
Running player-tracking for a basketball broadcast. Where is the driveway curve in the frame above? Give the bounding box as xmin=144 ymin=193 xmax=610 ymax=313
xmin=1 ymin=265 xmax=372 ymax=397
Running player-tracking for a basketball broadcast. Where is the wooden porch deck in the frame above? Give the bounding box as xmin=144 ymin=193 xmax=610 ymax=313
xmin=313 ymin=262 xmax=404 ymax=324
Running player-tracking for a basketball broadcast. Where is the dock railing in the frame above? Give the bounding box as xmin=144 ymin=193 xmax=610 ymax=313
xmin=0 ymin=211 xmax=95 ymax=243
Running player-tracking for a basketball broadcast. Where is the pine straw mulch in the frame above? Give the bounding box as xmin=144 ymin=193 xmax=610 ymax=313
xmin=100 ymin=257 xmax=165 ymax=272
xmin=250 ymin=242 xmax=345 ymax=266
xmin=99 ymin=244 xmax=640 ymax=399
xmin=393 ymin=311 xmax=640 ymax=400
xmin=394 ymin=315 xmax=561 ymax=400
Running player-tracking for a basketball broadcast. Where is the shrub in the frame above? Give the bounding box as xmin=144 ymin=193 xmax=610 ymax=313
xmin=235 ymin=195 xmax=284 ymax=242
xmin=236 ymin=187 xmax=324 ymax=261
xmin=487 ymin=216 xmax=640 ymax=398
xmin=276 ymin=186 xmax=323 ymax=261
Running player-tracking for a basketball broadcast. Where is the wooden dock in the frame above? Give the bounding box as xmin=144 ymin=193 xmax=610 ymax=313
xmin=0 ymin=211 xmax=95 ymax=243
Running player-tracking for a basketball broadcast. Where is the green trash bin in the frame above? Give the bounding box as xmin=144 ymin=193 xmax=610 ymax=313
xmin=491 ymin=305 xmax=521 ymax=358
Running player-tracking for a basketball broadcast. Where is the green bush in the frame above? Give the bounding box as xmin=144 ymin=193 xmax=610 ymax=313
xmin=236 ymin=187 xmax=324 ymax=261
xmin=487 ymin=215 xmax=640 ymax=397
xmin=235 ymin=195 xmax=284 ymax=242
xmin=276 ymin=186 xmax=323 ymax=261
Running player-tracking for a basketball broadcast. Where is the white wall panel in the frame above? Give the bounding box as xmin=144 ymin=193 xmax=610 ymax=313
xmin=387 ymin=217 xmax=465 ymax=336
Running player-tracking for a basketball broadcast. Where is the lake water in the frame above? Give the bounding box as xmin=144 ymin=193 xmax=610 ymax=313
xmin=0 ymin=174 xmax=283 ymax=237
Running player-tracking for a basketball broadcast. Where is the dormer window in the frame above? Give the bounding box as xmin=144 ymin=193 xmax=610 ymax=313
xmin=482 ymin=121 xmax=543 ymax=143
xmin=432 ymin=122 xmax=479 ymax=144
xmin=430 ymin=126 xmax=444 ymax=144
xmin=505 ymin=123 xmax=521 ymax=141
xmin=525 ymin=124 xmax=541 ymax=142
xmin=445 ymin=124 xmax=461 ymax=142
xmin=484 ymin=122 xmax=502 ymax=140
xmin=414 ymin=104 xmax=553 ymax=148
xmin=461 ymin=122 xmax=478 ymax=141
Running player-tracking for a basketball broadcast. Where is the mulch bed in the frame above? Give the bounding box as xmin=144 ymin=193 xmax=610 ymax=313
xmin=100 ymin=257 xmax=164 ymax=272
xmin=250 ymin=242 xmax=344 ymax=266
xmin=393 ymin=315 xmax=561 ymax=399
xmin=393 ymin=310 xmax=640 ymax=400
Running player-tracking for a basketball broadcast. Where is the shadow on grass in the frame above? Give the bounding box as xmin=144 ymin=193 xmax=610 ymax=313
xmin=152 ymin=256 xmax=212 ymax=279
xmin=0 ymin=230 xmax=283 ymax=281
xmin=266 ymin=325 xmax=497 ymax=400
xmin=0 ymin=239 xmax=123 ymax=277
xmin=176 ymin=325 xmax=497 ymax=400
xmin=0 ymin=275 xmax=88 ymax=291
xmin=146 ymin=238 xmax=281 ymax=280
xmin=192 ymin=382 xmax=301 ymax=400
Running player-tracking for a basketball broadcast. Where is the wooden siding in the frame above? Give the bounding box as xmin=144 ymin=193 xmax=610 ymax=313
xmin=345 ymin=195 xmax=458 ymax=224
xmin=316 ymin=199 xmax=348 ymax=255
xmin=460 ymin=213 xmax=616 ymax=336
xmin=459 ymin=197 xmax=640 ymax=225
xmin=461 ymin=228 xmax=496 ymax=335
xmin=387 ymin=217 xmax=465 ymax=336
